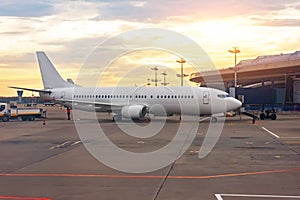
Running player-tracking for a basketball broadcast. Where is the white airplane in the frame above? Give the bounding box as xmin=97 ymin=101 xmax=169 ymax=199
xmin=10 ymin=51 xmax=241 ymax=122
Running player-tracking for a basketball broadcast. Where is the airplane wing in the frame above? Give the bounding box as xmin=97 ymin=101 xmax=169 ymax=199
xmin=56 ymin=98 xmax=148 ymax=112
xmin=56 ymin=98 xmax=126 ymax=107
xmin=9 ymin=86 xmax=52 ymax=94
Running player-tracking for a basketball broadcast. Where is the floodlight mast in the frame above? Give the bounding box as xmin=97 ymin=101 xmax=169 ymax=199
xmin=161 ymin=71 xmax=169 ymax=86
xmin=151 ymin=66 xmax=159 ymax=87
xmin=228 ymin=47 xmax=241 ymax=87
xmin=176 ymin=58 xmax=188 ymax=86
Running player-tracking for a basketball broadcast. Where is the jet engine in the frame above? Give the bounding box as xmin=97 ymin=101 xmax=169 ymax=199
xmin=121 ymin=105 xmax=148 ymax=119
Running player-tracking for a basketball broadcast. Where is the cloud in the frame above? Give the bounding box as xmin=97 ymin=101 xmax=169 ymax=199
xmin=40 ymin=37 xmax=107 ymax=63
xmin=254 ymin=18 xmax=300 ymax=26
xmin=0 ymin=53 xmax=35 ymax=67
xmin=0 ymin=0 xmax=53 ymax=17
xmin=90 ymin=0 xmax=295 ymax=22
xmin=0 ymin=0 xmax=295 ymax=22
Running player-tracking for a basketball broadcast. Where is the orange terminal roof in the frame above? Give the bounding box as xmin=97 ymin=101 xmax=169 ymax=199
xmin=190 ymin=51 xmax=300 ymax=86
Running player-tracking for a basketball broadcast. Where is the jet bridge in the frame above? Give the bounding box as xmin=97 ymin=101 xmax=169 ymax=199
xmin=230 ymin=87 xmax=278 ymax=120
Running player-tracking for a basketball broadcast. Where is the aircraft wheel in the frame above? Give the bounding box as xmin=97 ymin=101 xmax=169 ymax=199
xmin=270 ymin=113 xmax=277 ymax=120
xmin=144 ymin=117 xmax=151 ymax=123
xmin=113 ymin=115 xmax=122 ymax=122
xmin=260 ymin=113 xmax=266 ymax=120
xmin=2 ymin=115 xmax=9 ymax=122
xmin=211 ymin=117 xmax=218 ymax=123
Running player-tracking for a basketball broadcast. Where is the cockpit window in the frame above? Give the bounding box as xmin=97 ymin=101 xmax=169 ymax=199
xmin=217 ymin=94 xmax=231 ymax=98
xmin=0 ymin=105 xmax=5 ymax=112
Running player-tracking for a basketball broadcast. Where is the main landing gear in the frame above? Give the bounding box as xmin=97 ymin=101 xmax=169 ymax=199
xmin=112 ymin=115 xmax=122 ymax=122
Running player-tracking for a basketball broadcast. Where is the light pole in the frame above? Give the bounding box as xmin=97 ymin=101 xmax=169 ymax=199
xmin=151 ymin=66 xmax=159 ymax=87
xmin=176 ymin=58 xmax=188 ymax=86
xmin=161 ymin=71 xmax=169 ymax=86
xmin=228 ymin=47 xmax=241 ymax=87
xmin=147 ymin=78 xmax=151 ymax=86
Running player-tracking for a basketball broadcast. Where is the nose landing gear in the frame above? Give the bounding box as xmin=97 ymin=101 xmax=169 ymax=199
xmin=211 ymin=116 xmax=218 ymax=123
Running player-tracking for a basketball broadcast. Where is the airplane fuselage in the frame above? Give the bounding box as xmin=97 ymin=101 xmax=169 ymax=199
xmin=41 ymin=86 xmax=241 ymax=117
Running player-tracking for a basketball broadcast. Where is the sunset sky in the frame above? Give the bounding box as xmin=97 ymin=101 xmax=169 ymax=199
xmin=1 ymin=0 xmax=300 ymax=96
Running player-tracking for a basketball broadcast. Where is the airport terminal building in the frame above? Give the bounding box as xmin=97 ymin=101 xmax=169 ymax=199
xmin=190 ymin=50 xmax=300 ymax=106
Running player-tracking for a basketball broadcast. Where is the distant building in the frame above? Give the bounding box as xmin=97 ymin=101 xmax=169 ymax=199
xmin=190 ymin=50 xmax=300 ymax=104
xmin=17 ymin=90 xmax=23 ymax=103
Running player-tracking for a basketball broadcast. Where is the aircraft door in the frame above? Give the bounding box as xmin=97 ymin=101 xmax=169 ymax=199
xmin=60 ymin=91 xmax=65 ymax=99
xmin=203 ymin=91 xmax=209 ymax=104
xmin=129 ymin=92 xmax=137 ymax=104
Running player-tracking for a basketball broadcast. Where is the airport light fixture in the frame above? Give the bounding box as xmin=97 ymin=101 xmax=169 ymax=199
xmin=228 ymin=47 xmax=241 ymax=87
xmin=151 ymin=66 xmax=159 ymax=87
xmin=161 ymin=71 xmax=169 ymax=86
xmin=176 ymin=58 xmax=188 ymax=86
xmin=147 ymin=78 xmax=151 ymax=86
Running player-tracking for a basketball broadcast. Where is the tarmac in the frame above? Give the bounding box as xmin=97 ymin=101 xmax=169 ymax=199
xmin=0 ymin=106 xmax=299 ymax=200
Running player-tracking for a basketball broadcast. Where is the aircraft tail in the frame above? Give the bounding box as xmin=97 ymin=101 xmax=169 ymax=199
xmin=36 ymin=51 xmax=74 ymax=89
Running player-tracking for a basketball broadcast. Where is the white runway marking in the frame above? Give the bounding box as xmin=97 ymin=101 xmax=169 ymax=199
xmin=199 ymin=117 xmax=209 ymax=122
xmin=50 ymin=140 xmax=81 ymax=149
xmin=50 ymin=141 xmax=72 ymax=150
xmin=262 ymin=127 xmax=280 ymax=138
xmin=71 ymin=141 xmax=82 ymax=146
xmin=215 ymin=193 xmax=300 ymax=199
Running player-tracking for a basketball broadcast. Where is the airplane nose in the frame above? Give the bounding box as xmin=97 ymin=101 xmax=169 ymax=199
xmin=227 ymin=98 xmax=242 ymax=111
xmin=235 ymin=98 xmax=242 ymax=108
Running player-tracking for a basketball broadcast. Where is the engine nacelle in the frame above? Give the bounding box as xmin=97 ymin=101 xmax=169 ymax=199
xmin=121 ymin=105 xmax=148 ymax=119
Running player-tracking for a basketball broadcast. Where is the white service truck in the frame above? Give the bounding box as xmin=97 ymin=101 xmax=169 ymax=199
xmin=0 ymin=103 xmax=46 ymax=122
